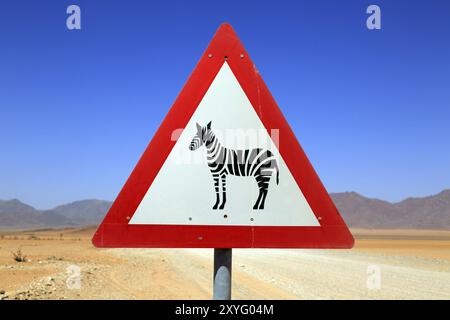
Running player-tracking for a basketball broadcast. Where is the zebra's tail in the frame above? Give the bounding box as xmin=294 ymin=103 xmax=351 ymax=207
xmin=275 ymin=161 xmax=279 ymax=185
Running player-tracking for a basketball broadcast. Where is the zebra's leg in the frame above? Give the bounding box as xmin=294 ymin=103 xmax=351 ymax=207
xmin=219 ymin=175 xmax=227 ymax=210
xmin=253 ymin=189 xmax=264 ymax=210
xmin=259 ymin=189 xmax=269 ymax=210
xmin=212 ymin=175 xmax=220 ymax=210
xmin=254 ymin=174 xmax=270 ymax=210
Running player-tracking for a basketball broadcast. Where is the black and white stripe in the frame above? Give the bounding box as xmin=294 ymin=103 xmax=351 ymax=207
xmin=189 ymin=121 xmax=279 ymax=210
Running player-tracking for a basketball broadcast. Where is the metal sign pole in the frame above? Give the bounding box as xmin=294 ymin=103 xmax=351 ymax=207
xmin=213 ymin=248 xmax=232 ymax=300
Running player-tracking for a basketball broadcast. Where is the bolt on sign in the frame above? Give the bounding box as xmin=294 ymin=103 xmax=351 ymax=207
xmin=92 ymin=23 xmax=354 ymax=249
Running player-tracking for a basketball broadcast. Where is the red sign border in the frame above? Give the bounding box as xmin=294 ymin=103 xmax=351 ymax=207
xmin=92 ymin=23 xmax=354 ymax=249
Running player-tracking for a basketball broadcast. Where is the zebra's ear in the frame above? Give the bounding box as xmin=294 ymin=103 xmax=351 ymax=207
xmin=207 ymin=121 xmax=212 ymax=130
xmin=196 ymin=123 xmax=202 ymax=133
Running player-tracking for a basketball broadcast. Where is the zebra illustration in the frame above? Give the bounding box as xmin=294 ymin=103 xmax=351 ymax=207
xmin=189 ymin=121 xmax=279 ymax=210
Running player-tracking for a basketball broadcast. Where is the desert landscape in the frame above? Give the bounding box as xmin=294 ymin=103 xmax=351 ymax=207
xmin=1 ymin=190 xmax=449 ymax=299
xmin=0 ymin=227 xmax=449 ymax=300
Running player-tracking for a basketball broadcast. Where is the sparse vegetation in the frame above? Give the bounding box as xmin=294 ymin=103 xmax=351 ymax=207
xmin=11 ymin=248 xmax=27 ymax=262
xmin=47 ymin=255 xmax=63 ymax=261
xmin=28 ymin=234 xmax=39 ymax=240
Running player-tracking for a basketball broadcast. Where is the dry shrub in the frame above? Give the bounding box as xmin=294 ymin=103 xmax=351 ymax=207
xmin=11 ymin=248 xmax=27 ymax=262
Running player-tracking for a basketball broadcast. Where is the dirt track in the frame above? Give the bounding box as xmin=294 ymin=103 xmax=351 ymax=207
xmin=0 ymin=228 xmax=449 ymax=299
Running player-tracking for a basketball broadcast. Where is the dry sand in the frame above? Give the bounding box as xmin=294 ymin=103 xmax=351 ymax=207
xmin=0 ymin=228 xmax=449 ymax=300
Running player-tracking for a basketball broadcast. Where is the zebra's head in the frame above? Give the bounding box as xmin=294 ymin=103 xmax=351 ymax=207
xmin=189 ymin=121 xmax=212 ymax=151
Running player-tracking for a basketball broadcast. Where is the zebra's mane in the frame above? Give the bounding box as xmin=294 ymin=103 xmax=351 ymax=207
xmin=205 ymin=128 xmax=216 ymax=147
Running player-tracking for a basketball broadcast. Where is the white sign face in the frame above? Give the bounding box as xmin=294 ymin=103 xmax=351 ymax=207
xmin=130 ymin=62 xmax=319 ymax=227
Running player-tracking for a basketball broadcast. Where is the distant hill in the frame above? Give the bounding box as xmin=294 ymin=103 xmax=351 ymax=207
xmin=0 ymin=190 xmax=449 ymax=229
xmin=0 ymin=199 xmax=111 ymax=229
xmin=52 ymin=200 xmax=111 ymax=225
xmin=0 ymin=199 xmax=75 ymax=229
xmin=331 ymin=189 xmax=450 ymax=229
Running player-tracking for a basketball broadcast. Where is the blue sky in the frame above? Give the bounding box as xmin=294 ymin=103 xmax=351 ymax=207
xmin=1 ymin=0 xmax=449 ymax=209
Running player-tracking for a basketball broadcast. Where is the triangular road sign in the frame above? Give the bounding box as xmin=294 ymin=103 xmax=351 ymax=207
xmin=92 ymin=23 xmax=354 ymax=249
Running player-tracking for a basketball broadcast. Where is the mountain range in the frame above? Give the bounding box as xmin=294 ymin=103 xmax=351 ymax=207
xmin=0 ymin=199 xmax=111 ymax=229
xmin=0 ymin=190 xmax=449 ymax=229
xmin=330 ymin=190 xmax=450 ymax=229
